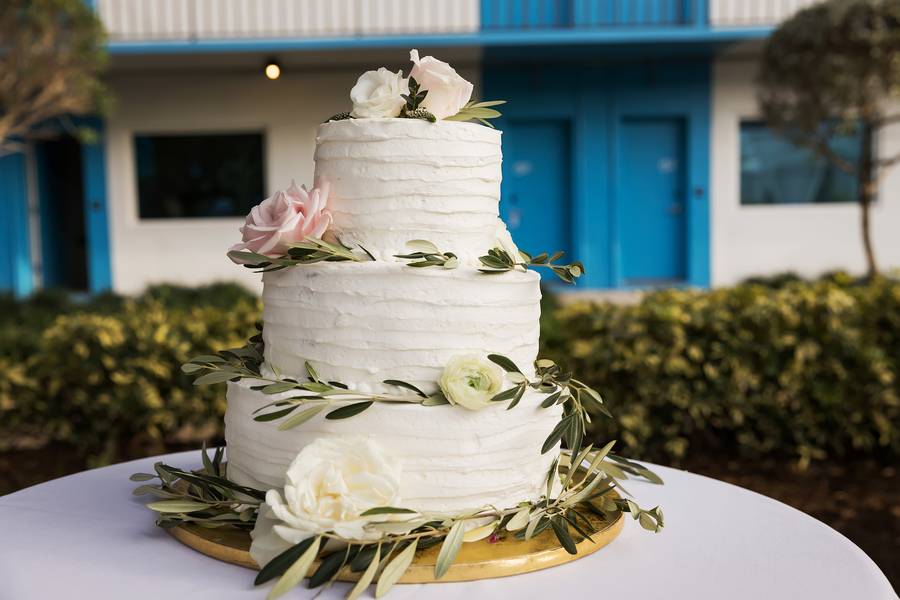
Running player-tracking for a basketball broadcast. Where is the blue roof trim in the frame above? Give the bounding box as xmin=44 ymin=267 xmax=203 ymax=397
xmin=107 ymin=26 xmax=773 ymax=55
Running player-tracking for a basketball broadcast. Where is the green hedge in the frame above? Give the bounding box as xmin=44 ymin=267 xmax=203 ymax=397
xmin=2 ymin=278 xmax=898 ymax=466
xmin=542 ymin=276 xmax=900 ymax=465
xmin=0 ymin=285 xmax=260 ymax=464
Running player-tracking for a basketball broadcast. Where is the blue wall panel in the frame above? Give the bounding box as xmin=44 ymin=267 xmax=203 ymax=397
xmin=484 ymin=57 xmax=711 ymax=289
xmin=81 ymin=120 xmax=112 ymax=292
xmin=0 ymin=152 xmax=33 ymax=296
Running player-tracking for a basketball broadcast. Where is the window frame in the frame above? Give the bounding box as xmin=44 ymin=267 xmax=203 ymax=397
xmin=132 ymin=129 xmax=268 ymax=222
xmin=737 ymin=119 xmax=865 ymax=207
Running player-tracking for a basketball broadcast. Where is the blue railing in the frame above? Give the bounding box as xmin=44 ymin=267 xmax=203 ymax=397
xmin=481 ymin=0 xmax=708 ymax=29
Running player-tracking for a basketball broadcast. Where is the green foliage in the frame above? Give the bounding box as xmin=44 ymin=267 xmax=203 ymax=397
xmin=3 ymin=278 xmax=899 ymax=467
xmin=759 ymin=0 xmax=900 ymax=140
xmin=541 ymin=276 xmax=900 ymax=466
xmin=0 ymin=0 xmax=108 ymax=148
xmin=0 ymin=284 xmax=260 ymax=463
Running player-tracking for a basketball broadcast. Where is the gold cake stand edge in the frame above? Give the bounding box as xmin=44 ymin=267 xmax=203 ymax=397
xmin=168 ymin=499 xmax=624 ymax=584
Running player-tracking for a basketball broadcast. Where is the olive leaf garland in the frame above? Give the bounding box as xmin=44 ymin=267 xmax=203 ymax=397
xmin=445 ymin=99 xmax=507 ymax=127
xmin=182 ymin=334 xmax=602 ymax=457
xmin=228 ymin=237 xmax=375 ymax=272
xmin=480 ymin=247 xmax=585 ymax=284
xmin=132 ymin=444 xmax=663 ymax=600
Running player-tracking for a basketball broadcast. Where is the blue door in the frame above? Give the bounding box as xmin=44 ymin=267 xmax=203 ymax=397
xmin=501 ymin=120 xmax=571 ymax=264
xmin=619 ymin=117 xmax=687 ymax=285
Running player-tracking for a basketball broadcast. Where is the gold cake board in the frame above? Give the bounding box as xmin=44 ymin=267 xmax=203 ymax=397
xmin=168 ymin=499 xmax=623 ymax=584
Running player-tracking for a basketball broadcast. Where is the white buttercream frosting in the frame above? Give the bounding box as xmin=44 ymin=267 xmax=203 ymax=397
xmin=225 ymin=380 xmax=562 ymax=514
xmin=314 ymin=118 xmax=502 ymax=262
xmin=261 ymin=261 xmax=541 ymax=393
xmin=225 ymin=114 xmax=562 ymax=515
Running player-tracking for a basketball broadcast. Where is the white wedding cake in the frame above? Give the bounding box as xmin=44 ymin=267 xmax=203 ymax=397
xmin=224 ymin=115 xmax=561 ymax=514
xmin=145 ymin=52 xmax=660 ymax=597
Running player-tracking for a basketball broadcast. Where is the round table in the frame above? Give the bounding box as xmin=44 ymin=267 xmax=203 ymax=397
xmin=0 ymin=450 xmax=894 ymax=600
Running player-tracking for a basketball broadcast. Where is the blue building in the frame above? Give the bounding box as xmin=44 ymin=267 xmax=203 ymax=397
xmin=3 ymin=0 xmax=898 ymax=296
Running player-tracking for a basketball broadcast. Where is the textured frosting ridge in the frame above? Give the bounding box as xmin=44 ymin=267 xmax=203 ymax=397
xmin=225 ymin=380 xmax=561 ymax=513
xmin=314 ymin=118 xmax=503 ymax=261
xmin=226 ymin=115 xmax=560 ymax=513
xmin=262 ymin=261 xmax=541 ymax=392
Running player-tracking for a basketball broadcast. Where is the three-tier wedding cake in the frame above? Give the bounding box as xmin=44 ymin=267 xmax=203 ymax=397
xmin=147 ymin=50 xmax=662 ymax=599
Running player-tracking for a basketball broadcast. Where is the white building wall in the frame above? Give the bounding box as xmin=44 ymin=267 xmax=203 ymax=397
xmin=105 ymin=63 xmax=480 ymax=294
xmin=711 ymin=56 xmax=900 ymax=286
xmin=98 ymin=0 xmax=480 ymax=42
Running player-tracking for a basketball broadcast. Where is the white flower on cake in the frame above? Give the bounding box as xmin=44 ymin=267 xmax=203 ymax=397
xmin=439 ymin=354 xmax=505 ymax=411
xmin=409 ymin=49 xmax=474 ymax=119
xmin=249 ymin=437 xmax=402 ymax=567
xmin=229 ymin=180 xmax=333 ymax=262
xmin=350 ymin=67 xmax=409 ymax=118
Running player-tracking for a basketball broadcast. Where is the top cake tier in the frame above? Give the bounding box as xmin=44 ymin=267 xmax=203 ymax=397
xmin=314 ymin=118 xmax=503 ymax=262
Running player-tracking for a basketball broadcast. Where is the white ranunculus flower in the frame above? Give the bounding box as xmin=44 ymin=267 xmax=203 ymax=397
xmin=409 ymin=49 xmax=474 ymax=120
xmin=249 ymin=437 xmax=402 ymax=568
xmin=439 ymin=354 xmax=505 ymax=411
xmin=350 ymin=67 xmax=409 ymax=118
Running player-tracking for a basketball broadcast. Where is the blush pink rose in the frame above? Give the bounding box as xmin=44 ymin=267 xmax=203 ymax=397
xmin=229 ymin=179 xmax=333 ymax=262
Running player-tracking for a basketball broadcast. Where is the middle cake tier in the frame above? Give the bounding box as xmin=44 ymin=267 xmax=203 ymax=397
xmin=262 ymin=262 xmax=541 ymax=392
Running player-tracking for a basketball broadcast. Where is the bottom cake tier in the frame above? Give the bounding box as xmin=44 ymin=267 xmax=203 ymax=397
xmin=224 ymin=379 xmax=563 ymax=514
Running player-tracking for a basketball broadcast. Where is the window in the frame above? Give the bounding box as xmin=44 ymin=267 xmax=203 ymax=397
xmin=135 ymin=132 xmax=265 ymax=219
xmin=739 ymin=121 xmax=861 ymax=205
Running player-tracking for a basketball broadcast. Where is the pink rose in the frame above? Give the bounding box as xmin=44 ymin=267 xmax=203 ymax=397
xmin=229 ymin=179 xmax=333 ymax=262
xmin=409 ymin=49 xmax=474 ymax=120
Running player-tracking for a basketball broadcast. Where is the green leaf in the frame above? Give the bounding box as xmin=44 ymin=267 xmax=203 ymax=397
xmin=192 ymin=371 xmax=238 ymax=385
xmin=261 ymin=381 xmax=298 ymax=394
xmin=383 ymin=379 xmax=428 ymax=398
xmin=540 ymin=391 xmax=562 ymax=408
xmin=405 ymin=239 xmax=439 ymax=254
xmin=325 ymin=401 xmax=374 ymax=420
xmin=505 ymin=507 xmax=531 ymax=532
xmin=542 ymin=413 xmax=576 ymax=454
xmin=267 ymin=536 xmax=321 ymax=600
xmin=278 ymin=405 xmax=326 ymax=430
xmin=255 ymin=536 xmax=319 ymax=585
xmin=491 ymin=384 xmax=524 ymax=403
xmin=360 ymin=506 xmax=418 ymax=516
xmin=639 ymin=512 xmax=660 ymax=532
xmin=524 ymin=514 xmax=547 ymax=540
xmin=254 ymin=406 xmax=298 ymax=422
xmin=346 ymin=544 xmax=380 ymax=600
xmin=434 ymin=520 xmax=465 ymax=579
xmin=422 ymin=394 xmax=451 ymax=406
xmin=180 ymin=363 xmax=204 ymax=374
xmin=305 ymin=361 xmax=320 ymax=382
xmin=375 ymin=539 xmax=418 ymax=598
xmin=146 ymin=500 xmax=213 ymax=513
xmin=308 ymin=548 xmax=353 ymax=588
xmin=550 ymin=517 xmax=577 ymax=555
xmin=487 ymin=354 xmax=522 ymax=374
xmin=129 ymin=472 xmax=156 ymax=482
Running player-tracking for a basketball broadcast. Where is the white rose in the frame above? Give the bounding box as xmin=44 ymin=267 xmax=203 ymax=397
xmin=495 ymin=220 xmax=521 ymax=262
xmin=409 ymin=49 xmax=474 ymax=120
xmin=350 ymin=67 xmax=409 ymax=118
xmin=249 ymin=437 xmax=402 ymax=568
xmin=438 ymin=354 xmax=504 ymax=411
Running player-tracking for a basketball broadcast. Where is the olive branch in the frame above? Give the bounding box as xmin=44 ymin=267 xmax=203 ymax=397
xmin=132 ymin=443 xmax=663 ymax=599
xmin=227 ymin=237 xmax=375 ymax=273
xmin=445 ymin=100 xmax=507 ymax=128
xmin=480 ymin=247 xmax=585 ymax=283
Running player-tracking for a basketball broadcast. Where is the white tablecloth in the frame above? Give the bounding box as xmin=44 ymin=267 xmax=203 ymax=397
xmin=0 ymin=450 xmax=894 ymax=600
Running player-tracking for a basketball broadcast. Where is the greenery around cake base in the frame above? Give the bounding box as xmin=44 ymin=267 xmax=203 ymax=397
xmin=132 ymin=443 xmax=663 ymax=599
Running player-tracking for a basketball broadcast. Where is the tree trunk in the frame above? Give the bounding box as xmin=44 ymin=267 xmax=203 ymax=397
xmin=859 ymin=124 xmax=879 ymax=278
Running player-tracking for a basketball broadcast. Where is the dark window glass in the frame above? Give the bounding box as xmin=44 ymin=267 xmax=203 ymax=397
xmin=135 ymin=132 xmax=265 ymax=219
xmin=740 ymin=121 xmax=861 ymax=205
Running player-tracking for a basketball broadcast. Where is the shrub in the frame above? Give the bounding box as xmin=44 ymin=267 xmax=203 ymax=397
xmin=0 ymin=284 xmax=260 ymax=463
xmin=542 ymin=276 xmax=900 ymax=466
xmin=2 ymin=278 xmax=898 ymax=467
